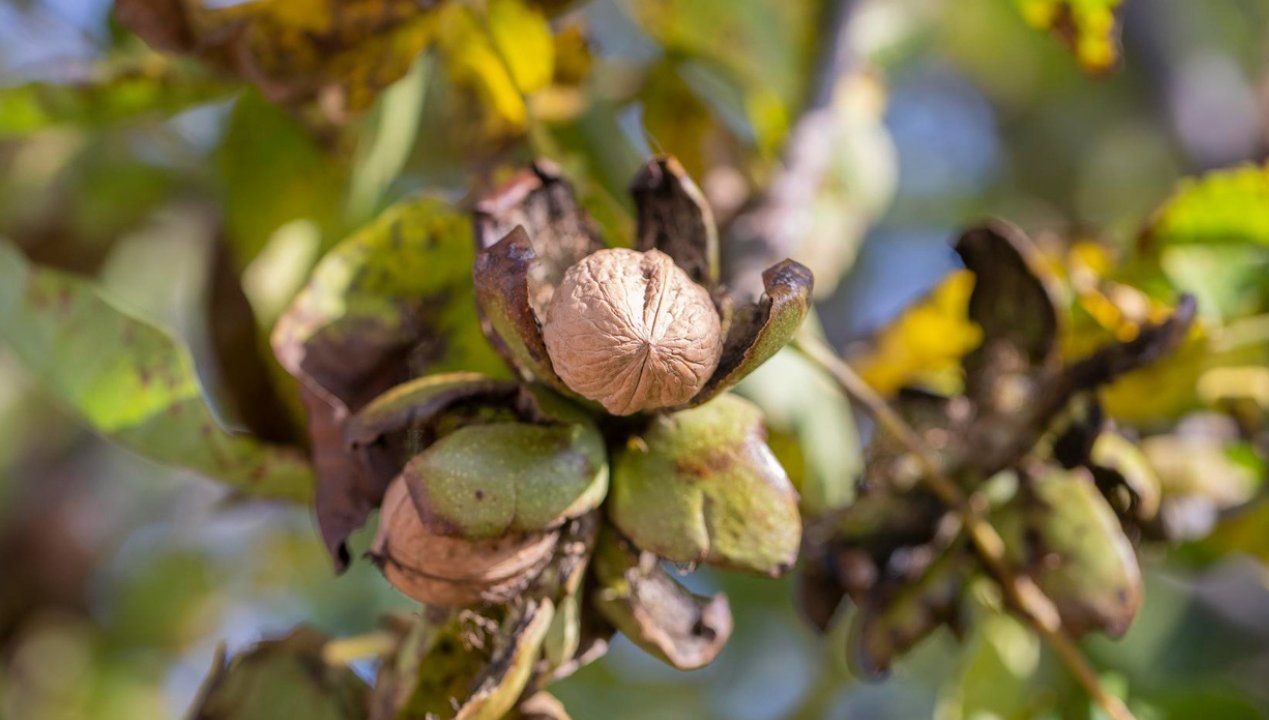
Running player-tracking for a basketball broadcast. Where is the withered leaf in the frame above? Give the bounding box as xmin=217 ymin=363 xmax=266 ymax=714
xmin=630 ymin=156 xmax=720 ymax=288
xmin=272 ymin=198 xmax=505 ymax=569
xmin=591 ymin=530 xmax=733 ymax=670
xmin=115 ymin=0 xmax=442 ymax=121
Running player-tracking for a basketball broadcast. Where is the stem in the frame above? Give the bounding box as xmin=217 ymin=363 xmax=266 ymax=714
xmin=791 ymin=332 xmax=1136 ymax=720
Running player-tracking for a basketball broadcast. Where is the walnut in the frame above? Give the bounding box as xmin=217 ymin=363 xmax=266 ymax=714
xmin=541 ymin=248 xmax=723 ymax=415
xmin=370 ymin=478 xmax=558 ymax=607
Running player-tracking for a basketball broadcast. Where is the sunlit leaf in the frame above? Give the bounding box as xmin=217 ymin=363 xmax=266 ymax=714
xmin=1014 ymin=0 xmax=1123 ymax=74
xmin=116 ymin=0 xmax=443 ymax=121
xmin=1144 ymin=162 xmax=1269 ymax=249
xmin=0 ymin=241 xmax=313 ymax=501
xmin=852 ymin=270 xmax=982 ymax=396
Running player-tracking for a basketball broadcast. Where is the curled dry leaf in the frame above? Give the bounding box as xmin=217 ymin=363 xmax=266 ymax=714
xmin=473 ymin=160 xmax=604 ymax=317
xmin=370 ymin=478 xmax=559 ymax=607
xmin=591 ymin=530 xmax=733 ymax=670
xmin=542 ymin=248 xmax=723 ymax=415
xmin=608 ymin=393 xmax=801 ymax=575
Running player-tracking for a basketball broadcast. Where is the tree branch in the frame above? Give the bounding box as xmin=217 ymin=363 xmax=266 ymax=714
xmin=792 ymin=332 xmax=1136 ymax=720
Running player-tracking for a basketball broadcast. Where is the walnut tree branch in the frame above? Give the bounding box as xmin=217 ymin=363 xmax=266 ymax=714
xmin=792 ymin=332 xmax=1136 ymax=720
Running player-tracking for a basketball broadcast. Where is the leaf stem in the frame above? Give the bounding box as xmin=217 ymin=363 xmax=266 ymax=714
xmin=791 ymin=332 xmax=1136 ymax=720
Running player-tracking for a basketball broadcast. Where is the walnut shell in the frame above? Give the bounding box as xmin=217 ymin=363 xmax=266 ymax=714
xmin=542 ymin=248 xmax=723 ymax=415
xmin=370 ymin=478 xmax=558 ymax=607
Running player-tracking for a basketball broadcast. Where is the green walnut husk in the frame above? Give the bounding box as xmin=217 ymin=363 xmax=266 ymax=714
xmin=608 ymin=393 xmax=801 ymax=576
xmin=994 ymin=467 xmax=1142 ymax=637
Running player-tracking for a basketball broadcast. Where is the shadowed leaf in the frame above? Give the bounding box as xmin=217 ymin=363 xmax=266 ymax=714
xmin=0 ymin=242 xmax=313 ymax=502
xmin=848 ymin=541 xmax=969 ymax=680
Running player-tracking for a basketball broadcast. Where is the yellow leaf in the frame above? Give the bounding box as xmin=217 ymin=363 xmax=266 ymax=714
xmin=488 ymin=0 xmax=555 ymax=94
xmin=1015 ymin=0 xmax=1122 ymax=74
xmin=853 ymin=270 xmax=983 ymax=396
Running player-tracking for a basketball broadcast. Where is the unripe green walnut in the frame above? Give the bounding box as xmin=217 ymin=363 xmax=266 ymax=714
xmin=542 ymin=248 xmax=723 ymax=415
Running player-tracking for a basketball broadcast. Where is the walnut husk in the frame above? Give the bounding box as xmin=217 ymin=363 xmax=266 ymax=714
xmin=370 ymin=478 xmax=558 ymax=607
xmin=541 ymin=248 xmax=722 ymax=415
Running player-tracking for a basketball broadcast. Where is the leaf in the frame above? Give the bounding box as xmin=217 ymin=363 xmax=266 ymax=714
xmin=218 ymin=90 xmax=348 ymax=269
xmin=348 ymin=55 xmax=431 ymax=225
xmin=1015 ymin=0 xmax=1123 ymax=74
xmin=693 ymin=259 xmax=814 ymax=404
xmin=852 ymin=270 xmax=982 ymax=396
xmin=434 ymin=0 xmax=554 ymax=129
xmin=0 ymin=242 xmax=313 ymax=502
xmin=187 ymin=627 xmax=370 ymax=720
xmin=116 ymin=0 xmax=443 ymax=121
xmin=591 ymin=529 xmax=733 ymax=670
xmin=994 ymin=467 xmax=1142 ymax=637
xmin=1143 ymin=162 xmax=1269 ymax=249
xmin=629 ymin=156 xmax=720 ymax=288
xmin=272 ymin=197 xmax=507 ymax=567
xmin=0 ymin=55 xmax=231 ymax=138
xmin=404 ymin=418 xmax=608 ymax=538
xmin=938 ymin=606 xmax=1042 ymax=720
xmin=608 ymin=393 xmax=802 ymax=575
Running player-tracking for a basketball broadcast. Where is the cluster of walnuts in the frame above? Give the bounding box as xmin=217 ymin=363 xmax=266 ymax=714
xmin=273 ymin=157 xmax=813 ymax=717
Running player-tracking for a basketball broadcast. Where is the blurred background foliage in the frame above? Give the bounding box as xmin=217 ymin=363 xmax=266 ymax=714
xmin=0 ymin=0 xmax=1267 ymax=718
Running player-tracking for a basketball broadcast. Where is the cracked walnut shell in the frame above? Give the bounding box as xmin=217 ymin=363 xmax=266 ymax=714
xmin=541 ymin=248 xmax=723 ymax=415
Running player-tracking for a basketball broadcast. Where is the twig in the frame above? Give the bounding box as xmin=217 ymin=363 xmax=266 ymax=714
xmin=792 ymin=332 xmax=1136 ymax=720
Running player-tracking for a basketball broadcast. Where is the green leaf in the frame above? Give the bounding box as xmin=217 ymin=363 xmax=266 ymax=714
xmin=0 ymin=56 xmax=231 ymax=138
xmin=405 ymin=418 xmax=608 ymax=538
xmin=189 ymin=628 xmax=369 ymax=720
xmin=938 ymin=604 xmax=1043 ymax=720
xmin=1145 ymin=162 xmax=1269 ymax=248
xmin=608 ymin=393 xmax=801 ymax=575
xmin=218 ymin=91 xmax=348 ymax=269
xmin=995 ymin=467 xmax=1141 ymax=637
xmin=0 ymin=241 xmax=313 ymax=502
xmin=591 ymin=529 xmax=733 ymax=670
